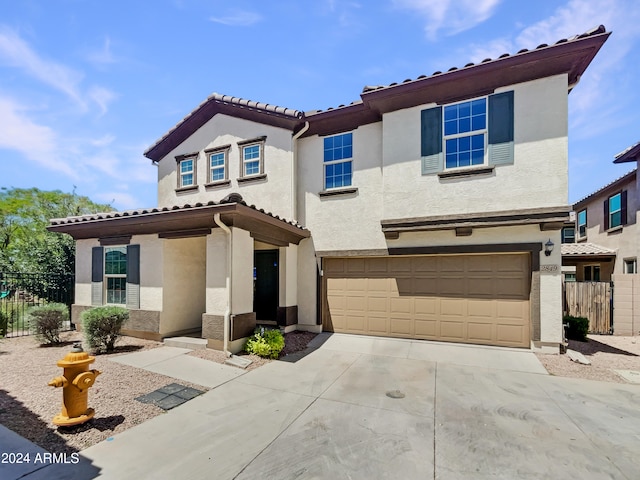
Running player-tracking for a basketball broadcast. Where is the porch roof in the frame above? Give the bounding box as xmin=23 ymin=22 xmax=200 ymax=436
xmin=561 ymin=243 xmax=616 ymax=258
xmin=48 ymin=194 xmax=310 ymax=246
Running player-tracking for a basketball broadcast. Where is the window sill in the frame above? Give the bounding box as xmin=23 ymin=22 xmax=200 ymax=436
xmin=205 ymin=180 xmax=231 ymax=189
xmin=175 ymin=185 xmax=198 ymax=193
xmin=237 ymin=173 xmax=267 ymax=184
xmin=319 ymin=187 xmax=358 ymax=198
xmin=606 ymin=225 xmax=623 ymax=234
xmin=438 ymin=166 xmax=494 ymax=179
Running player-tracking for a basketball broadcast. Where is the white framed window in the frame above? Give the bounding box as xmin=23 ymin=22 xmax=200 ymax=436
xmin=104 ymin=246 xmax=127 ymax=305
xmin=607 ymin=192 xmax=623 ymax=229
xmin=323 ymin=132 xmax=353 ymax=189
xmin=444 ymin=97 xmax=487 ymax=169
xmin=178 ymin=157 xmax=196 ymax=188
xmin=577 ymin=209 xmax=587 ymax=238
xmin=209 ymin=152 xmax=226 ymax=181
xmin=624 ymin=258 xmax=637 ymax=274
xmin=242 ymin=144 xmax=261 ymax=176
xmin=561 ymin=226 xmax=575 ymax=244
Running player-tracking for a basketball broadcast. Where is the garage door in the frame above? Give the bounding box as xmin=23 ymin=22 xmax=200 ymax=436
xmin=323 ymin=254 xmax=530 ymax=348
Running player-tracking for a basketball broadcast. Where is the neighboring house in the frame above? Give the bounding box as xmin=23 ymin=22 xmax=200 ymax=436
xmin=562 ymin=169 xmax=637 ymax=282
xmin=49 ymin=26 xmax=610 ymax=353
xmin=562 ymin=141 xmax=640 ymax=335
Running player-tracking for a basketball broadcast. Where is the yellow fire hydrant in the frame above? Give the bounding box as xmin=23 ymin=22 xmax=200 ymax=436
xmin=48 ymin=343 xmax=101 ymax=427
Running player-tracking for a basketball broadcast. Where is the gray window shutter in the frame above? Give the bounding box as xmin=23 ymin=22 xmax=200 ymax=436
xmin=621 ymin=190 xmax=628 ymax=225
xmin=421 ymin=106 xmax=443 ymax=174
xmin=603 ymin=198 xmax=610 ymax=230
xmin=91 ymin=246 xmax=104 ymax=306
xmin=488 ymin=91 xmax=514 ymax=166
xmin=126 ymin=244 xmax=140 ymax=309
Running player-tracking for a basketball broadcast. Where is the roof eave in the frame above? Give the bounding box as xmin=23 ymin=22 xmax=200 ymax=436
xmin=360 ymin=30 xmax=610 ymax=114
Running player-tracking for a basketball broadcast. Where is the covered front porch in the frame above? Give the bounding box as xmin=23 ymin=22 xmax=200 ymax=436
xmin=49 ymin=194 xmax=310 ymax=352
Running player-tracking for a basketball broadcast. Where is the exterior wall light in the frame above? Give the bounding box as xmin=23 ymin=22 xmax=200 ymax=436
xmin=544 ymin=239 xmax=554 ymax=256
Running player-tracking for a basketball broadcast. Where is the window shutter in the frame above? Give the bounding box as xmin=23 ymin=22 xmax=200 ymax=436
xmin=603 ymin=198 xmax=610 ymax=230
xmin=621 ymin=190 xmax=628 ymax=225
xmin=91 ymin=246 xmax=104 ymax=306
xmin=421 ymin=106 xmax=443 ymax=174
xmin=126 ymin=244 xmax=140 ymax=309
xmin=488 ymin=91 xmax=514 ymax=166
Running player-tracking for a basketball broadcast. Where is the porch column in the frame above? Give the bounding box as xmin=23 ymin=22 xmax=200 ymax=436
xmin=278 ymin=244 xmax=298 ymax=330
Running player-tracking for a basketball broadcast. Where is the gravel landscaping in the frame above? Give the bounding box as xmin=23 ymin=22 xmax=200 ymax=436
xmin=0 ymin=329 xmax=318 ymax=454
xmin=535 ymin=334 xmax=640 ymax=383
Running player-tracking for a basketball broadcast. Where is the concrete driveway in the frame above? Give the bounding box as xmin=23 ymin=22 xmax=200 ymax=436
xmin=20 ymin=334 xmax=640 ymax=479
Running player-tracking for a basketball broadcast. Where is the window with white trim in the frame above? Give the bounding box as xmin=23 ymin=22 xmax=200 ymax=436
xmin=577 ymin=209 xmax=587 ymax=238
xmin=104 ymin=246 xmax=127 ymax=305
xmin=625 ymin=258 xmax=637 ymax=274
xmin=606 ymin=192 xmax=624 ymax=229
xmin=242 ymin=144 xmax=261 ymax=176
xmin=561 ymin=226 xmax=575 ymax=244
xmin=324 ymin=132 xmax=353 ymax=189
xmin=179 ymin=158 xmax=195 ymax=187
xmin=444 ymin=98 xmax=487 ymax=169
xmin=208 ymin=151 xmax=227 ymax=182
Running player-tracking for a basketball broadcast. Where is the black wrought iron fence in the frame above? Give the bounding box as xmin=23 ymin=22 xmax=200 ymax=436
xmin=0 ymin=272 xmax=74 ymax=337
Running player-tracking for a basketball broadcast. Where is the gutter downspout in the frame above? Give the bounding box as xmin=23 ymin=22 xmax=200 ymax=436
xmin=291 ymin=121 xmax=309 ymax=222
xmin=214 ymin=213 xmax=232 ymax=357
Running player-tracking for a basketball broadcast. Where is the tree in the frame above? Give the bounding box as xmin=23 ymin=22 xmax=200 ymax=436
xmin=0 ymin=187 xmax=111 ymax=275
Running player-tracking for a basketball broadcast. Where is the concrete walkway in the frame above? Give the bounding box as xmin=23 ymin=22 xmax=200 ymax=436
xmin=5 ymin=334 xmax=640 ymax=479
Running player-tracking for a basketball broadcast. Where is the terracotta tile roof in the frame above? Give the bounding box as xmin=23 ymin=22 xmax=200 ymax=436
xmin=49 ymin=193 xmax=306 ymax=230
xmin=614 ymin=140 xmax=640 ymax=164
xmin=573 ymin=169 xmax=636 ymax=207
xmin=561 ymin=243 xmax=616 ymax=256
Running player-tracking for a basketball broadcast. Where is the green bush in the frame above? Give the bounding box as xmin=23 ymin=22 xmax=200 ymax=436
xmin=564 ymin=315 xmax=589 ymax=342
xmin=28 ymin=303 xmax=68 ymax=344
xmin=82 ymin=306 xmax=129 ymax=353
xmin=245 ymin=328 xmax=285 ymax=359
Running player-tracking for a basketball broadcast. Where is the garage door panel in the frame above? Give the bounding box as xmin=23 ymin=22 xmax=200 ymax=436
xmin=467 ymin=322 xmax=495 ymax=341
xmin=324 ymin=254 xmax=530 ymax=348
xmin=390 ymin=296 xmax=412 ymax=314
xmin=390 ymin=318 xmax=413 ymax=335
xmin=439 ymin=321 xmax=465 ymax=340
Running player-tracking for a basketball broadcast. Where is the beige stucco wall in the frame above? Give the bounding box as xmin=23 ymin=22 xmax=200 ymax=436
xmin=232 ymin=228 xmax=254 ymax=314
xmin=297 ymin=122 xmax=384 ymax=252
xmin=74 ymin=235 xmax=164 ymax=311
xmin=160 ymin=236 xmax=206 ymax=334
xmin=206 ymin=229 xmax=229 ymax=315
xmin=612 ymin=273 xmax=640 ymax=336
xmin=156 ymin=114 xmax=295 ymax=220
xmin=279 ymin=245 xmax=297 ymax=307
xmin=576 ymin=173 xmax=638 ymax=276
xmin=297 ymin=238 xmax=319 ymax=328
xmin=381 ymin=74 xmax=568 ymax=220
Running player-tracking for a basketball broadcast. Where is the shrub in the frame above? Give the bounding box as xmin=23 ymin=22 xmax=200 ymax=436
xmin=564 ymin=315 xmax=589 ymax=342
xmin=82 ymin=306 xmax=129 ymax=353
xmin=28 ymin=303 xmax=68 ymax=345
xmin=245 ymin=328 xmax=285 ymax=359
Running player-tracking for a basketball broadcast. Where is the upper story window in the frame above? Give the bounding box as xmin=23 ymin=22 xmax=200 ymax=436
xmin=444 ymin=98 xmax=486 ymax=169
xmin=105 ymin=246 xmax=127 ymax=305
xmin=561 ymin=226 xmax=575 ymax=244
xmin=624 ymin=258 xmax=637 ymax=274
xmin=205 ymin=146 xmax=230 ymax=184
xmin=577 ymin=209 xmax=587 ymax=238
xmin=237 ymin=136 xmax=266 ymax=179
xmin=605 ymin=191 xmax=627 ymax=230
xmin=421 ymin=91 xmax=513 ymax=176
xmin=324 ymin=132 xmax=353 ymax=189
xmin=175 ymin=153 xmax=197 ymax=189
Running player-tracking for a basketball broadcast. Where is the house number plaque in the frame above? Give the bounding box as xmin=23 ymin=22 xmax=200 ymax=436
xmin=540 ymin=265 xmax=559 ymax=273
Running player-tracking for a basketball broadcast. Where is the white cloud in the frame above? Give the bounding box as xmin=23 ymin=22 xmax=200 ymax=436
xmin=0 ymin=27 xmax=85 ymax=106
xmin=88 ymin=86 xmax=118 ymax=116
xmin=92 ymin=191 xmax=141 ymax=210
xmin=393 ymin=0 xmax=501 ymax=39
xmin=0 ymin=97 xmax=77 ymax=178
xmin=87 ymin=36 xmax=117 ymax=67
xmin=209 ymin=10 xmax=262 ymax=27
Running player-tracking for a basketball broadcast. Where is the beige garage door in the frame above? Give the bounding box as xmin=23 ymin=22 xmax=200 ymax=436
xmin=323 ymin=254 xmax=531 ymax=348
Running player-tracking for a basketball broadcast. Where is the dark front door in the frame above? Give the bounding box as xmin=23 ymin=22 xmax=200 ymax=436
xmin=254 ymin=250 xmax=279 ymax=321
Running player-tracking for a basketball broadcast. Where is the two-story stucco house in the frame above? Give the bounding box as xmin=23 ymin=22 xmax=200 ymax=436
xmin=49 ymin=26 xmax=610 ymax=353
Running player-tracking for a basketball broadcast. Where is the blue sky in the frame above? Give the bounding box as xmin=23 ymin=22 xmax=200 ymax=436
xmin=1 ymin=0 xmax=639 ymax=210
